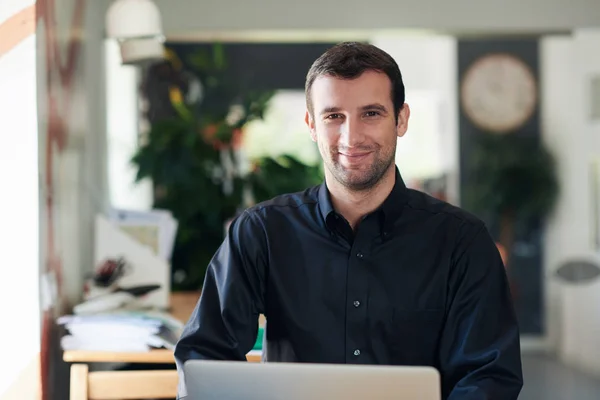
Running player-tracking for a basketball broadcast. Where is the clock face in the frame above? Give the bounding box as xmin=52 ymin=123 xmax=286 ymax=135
xmin=461 ymin=53 xmax=537 ymax=133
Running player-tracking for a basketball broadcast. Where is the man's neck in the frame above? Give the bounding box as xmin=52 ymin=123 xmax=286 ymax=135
xmin=326 ymin=165 xmax=396 ymax=230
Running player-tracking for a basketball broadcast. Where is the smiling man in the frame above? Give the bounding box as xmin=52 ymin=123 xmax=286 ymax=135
xmin=175 ymin=42 xmax=523 ymax=400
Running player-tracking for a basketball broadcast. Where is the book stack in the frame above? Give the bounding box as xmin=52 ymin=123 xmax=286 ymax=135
xmin=58 ymin=310 xmax=183 ymax=352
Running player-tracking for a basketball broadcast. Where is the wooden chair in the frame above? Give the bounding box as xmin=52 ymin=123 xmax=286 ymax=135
xmin=69 ymin=364 xmax=178 ymax=400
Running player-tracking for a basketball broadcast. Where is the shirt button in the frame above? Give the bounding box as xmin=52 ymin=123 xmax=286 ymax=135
xmin=353 ymin=349 xmax=361 ymax=356
xmin=353 ymin=300 xmax=361 ymax=307
xmin=356 ymin=252 xmax=364 ymax=258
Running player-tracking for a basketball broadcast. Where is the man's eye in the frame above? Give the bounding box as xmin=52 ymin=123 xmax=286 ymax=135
xmin=364 ymin=111 xmax=380 ymax=117
xmin=326 ymin=114 xmax=342 ymax=119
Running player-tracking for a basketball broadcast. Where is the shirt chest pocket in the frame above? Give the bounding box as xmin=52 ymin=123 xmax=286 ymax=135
xmin=387 ymin=309 xmax=445 ymax=365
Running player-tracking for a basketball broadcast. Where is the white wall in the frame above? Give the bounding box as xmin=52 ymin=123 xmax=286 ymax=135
xmin=105 ymin=39 xmax=153 ymax=211
xmin=0 ymin=0 xmax=30 ymax=23
xmin=80 ymin=0 xmax=111 ymax=288
xmin=0 ymin=5 xmax=40 ymax=398
xmin=541 ymin=29 xmax=600 ymax=375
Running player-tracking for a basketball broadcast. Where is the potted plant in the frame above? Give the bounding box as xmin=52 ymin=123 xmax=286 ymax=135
xmin=132 ymin=45 xmax=274 ymax=290
xmin=464 ymin=133 xmax=559 ymax=268
xmin=132 ymin=45 xmax=323 ymax=290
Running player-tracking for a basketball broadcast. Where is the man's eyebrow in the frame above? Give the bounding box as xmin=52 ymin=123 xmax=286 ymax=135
xmin=319 ymin=106 xmax=343 ymax=115
xmin=319 ymin=104 xmax=389 ymax=115
xmin=360 ymin=103 xmax=388 ymax=113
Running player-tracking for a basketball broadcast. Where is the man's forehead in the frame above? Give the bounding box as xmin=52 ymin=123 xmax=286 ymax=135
xmin=312 ymin=82 xmax=392 ymax=111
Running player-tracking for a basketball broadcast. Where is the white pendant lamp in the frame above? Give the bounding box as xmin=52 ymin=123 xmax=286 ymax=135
xmin=105 ymin=0 xmax=165 ymax=65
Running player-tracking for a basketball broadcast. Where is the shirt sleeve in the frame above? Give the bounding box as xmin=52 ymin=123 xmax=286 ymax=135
xmin=174 ymin=210 xmax=267 ymax=399
xmin=439 ymin=223 xmax=523 ymax=400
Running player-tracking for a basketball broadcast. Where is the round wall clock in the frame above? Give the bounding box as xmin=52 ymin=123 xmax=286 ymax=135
xmin=460 ymin=53 xmax=537 ymax=133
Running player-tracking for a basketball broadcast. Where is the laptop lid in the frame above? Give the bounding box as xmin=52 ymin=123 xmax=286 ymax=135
xmin=183 ymin=360 xmax=441 ymax=400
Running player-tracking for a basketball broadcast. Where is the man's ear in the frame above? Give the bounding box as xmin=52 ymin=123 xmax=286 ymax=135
xmin=305 ymin=110 xmax=317 ymax=142
xmin=396 ymin=103 xmax=410 ymax=138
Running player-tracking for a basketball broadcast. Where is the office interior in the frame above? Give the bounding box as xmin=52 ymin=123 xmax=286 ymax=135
xmin=1 ymin=0 xmax=600 ymax=399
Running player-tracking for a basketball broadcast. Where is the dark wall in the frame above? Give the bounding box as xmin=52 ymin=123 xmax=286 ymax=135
xmin=167 ymin=42 xmax=339 ymax=91
xmin=141 ymin=42 xmax=339 ymax=127
xmin=458 ymin=38 xmax=544 ymax=335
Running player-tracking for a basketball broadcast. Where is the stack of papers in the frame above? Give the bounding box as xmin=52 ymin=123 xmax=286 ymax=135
xmin=58 ymin=311 xmax=183 ymax=352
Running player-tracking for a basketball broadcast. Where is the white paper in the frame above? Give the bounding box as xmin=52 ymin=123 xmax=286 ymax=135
xmin=107 ymin=208 xmax=178 ymax=262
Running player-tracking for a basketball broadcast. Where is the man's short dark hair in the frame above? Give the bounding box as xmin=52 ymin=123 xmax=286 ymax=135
xmin=305 ymin=42 xmax=405 ymax=120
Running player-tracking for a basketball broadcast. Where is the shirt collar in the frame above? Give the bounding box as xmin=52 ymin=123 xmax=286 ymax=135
xmin=317 ymin=166 xmax=409 ymax=235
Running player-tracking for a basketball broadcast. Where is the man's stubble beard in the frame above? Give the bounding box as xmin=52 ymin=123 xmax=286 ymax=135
xmin=321 ymin=141 xmax=397 ymax=192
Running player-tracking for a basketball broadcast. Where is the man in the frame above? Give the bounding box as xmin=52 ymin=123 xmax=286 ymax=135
xmin=175 ymin=42 xmax=523 ymax=400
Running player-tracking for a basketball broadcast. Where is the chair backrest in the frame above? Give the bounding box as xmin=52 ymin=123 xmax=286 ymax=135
xmin=70 ymin=364 xmax=178 ymax=400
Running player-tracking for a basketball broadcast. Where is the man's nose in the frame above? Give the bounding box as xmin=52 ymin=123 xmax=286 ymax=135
xmin=339 ymin=117 xmax=365 ymax=147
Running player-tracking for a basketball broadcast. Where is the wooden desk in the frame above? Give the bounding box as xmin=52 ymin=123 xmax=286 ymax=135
xmin=169 ymin=291 xmax=202 ymax=323
xmin=63 ymin=292 xmax=262 ymax=394
xmin=63 ymin=349 xmax=262 ymax=364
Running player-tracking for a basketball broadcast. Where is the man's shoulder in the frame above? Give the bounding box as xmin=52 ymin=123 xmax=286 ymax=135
xmin=244 ymin=185 xmax=321 ymax=217
xmin=406 ymin=189 xmax=495 ymax=258
xmin=405 ymin=188 xmax=483 ymax=229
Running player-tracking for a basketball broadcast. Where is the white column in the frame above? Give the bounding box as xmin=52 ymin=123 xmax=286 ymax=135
xmin=105 ymin=38 xmax=153 ymax=211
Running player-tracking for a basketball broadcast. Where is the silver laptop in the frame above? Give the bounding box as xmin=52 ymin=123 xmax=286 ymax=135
xmin=184 ymin=360 xmax=441 ymax=400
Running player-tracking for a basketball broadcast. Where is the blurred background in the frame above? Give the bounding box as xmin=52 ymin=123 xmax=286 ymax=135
xmin=1 ymin=0 xmax=600 ymax=399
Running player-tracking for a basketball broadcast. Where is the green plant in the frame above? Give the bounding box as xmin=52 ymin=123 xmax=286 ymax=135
xmin=249 ymin=155 xmax=324 ymax=204
xmin=131 ymin=44 xmax=323 ymax=290
xmin=464 ymin=133 xmax=559 ymax=264
xmin=132 ymin=45 xmax=274 ymax=290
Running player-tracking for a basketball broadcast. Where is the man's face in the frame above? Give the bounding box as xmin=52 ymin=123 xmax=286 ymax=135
xmin=305 ymin=70 xmax=410 ymax=191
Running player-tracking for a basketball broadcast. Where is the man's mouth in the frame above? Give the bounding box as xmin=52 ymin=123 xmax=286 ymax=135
xmin=339 ymin=151 xmax=372 ymax=158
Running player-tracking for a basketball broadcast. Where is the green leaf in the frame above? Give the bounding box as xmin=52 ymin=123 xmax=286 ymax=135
xmin=465 ymin=133 xmax=559 ymax=221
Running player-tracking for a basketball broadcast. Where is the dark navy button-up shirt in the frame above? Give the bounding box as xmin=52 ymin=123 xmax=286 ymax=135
xmin=175 ymin=168 xmax=523 ymax=399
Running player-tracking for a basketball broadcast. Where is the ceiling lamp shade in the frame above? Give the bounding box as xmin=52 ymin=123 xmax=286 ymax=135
xmin=120 ymin=37 xmax=165 ymax=65
xmin=106 ymin=0 xmax=164 ymax=41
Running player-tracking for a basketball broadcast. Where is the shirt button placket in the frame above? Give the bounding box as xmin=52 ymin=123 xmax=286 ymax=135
xmin=345 ymin=243 xmax=368 ymax=362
